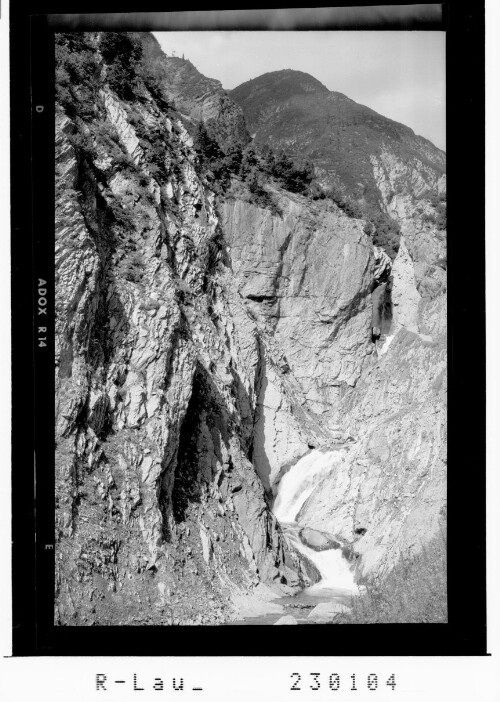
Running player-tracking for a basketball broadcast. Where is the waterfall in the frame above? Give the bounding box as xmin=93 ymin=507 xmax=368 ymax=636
xmin=274 ymin=450 xmax=342 ymax=523
xmin=378 ymin=333 xmax=395 ymax=357
xmin=285 ymin=528 xmax=357 ymax=593
xmin=274 ymin=449 xmax=357 ymax=595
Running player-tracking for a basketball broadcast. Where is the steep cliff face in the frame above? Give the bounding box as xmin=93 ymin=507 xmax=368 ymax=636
xmin=298 ymin=327 xmax=446 ymax=578
xmin=54 ymin=33 xmax=310 ymax=626
xmin=140 ymin=32 xmax=250 ymax=150
xmin=327 ymin=150 xmax=447 ymax=578
xmin=217 ymin=176 xmax=446 ymax=578
xmin=55 ymin=33 xmax=446 ymax=622
xmin=370 ymin=147 xmax=447 ymax=334
xmin=220 ymin=184 xmax=375 ymax=476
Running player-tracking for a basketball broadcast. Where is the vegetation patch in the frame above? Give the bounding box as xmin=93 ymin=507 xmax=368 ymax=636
xmin=310 ymin=181 xmax=401 ymax=258
xmin=337 ymin=529 xmax=447 ymax=623
xmin=192 ymin=124 xmax=314 ymax=214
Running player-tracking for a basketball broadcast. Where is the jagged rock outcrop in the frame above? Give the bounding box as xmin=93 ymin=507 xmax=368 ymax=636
xmin=297 ymin=325 xmax=446 ymax=577
xmin=370 ymin=148 xmax=447 ymax=336
xmin=138 ymin=32 xmax=250 ymax=151
xmin=221 ymin=184 xmax=375 ymax=418
xmin=217 ymin=180 xmax=379 ymax=490
xmin=214 ymin=172 xmax=446 ymax=578
xmin=54 ymin=33 xmax=303 ymax=625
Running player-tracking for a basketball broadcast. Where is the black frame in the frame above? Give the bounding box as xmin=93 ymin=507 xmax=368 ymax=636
xmin=10 ymin=1 xmax=487 ymax=656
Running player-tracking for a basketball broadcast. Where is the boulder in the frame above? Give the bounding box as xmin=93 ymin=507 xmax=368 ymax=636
xmin=280 ymin=565 xmax=301 ymax=587
xmin=274 ymin=615 xmax=298 ymax=625
xmin=299 ymin=527 xmax=339 ymax=552
xmin=307 ymin=602 xmax=351 ymax=623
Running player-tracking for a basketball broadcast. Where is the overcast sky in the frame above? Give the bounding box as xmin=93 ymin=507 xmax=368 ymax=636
xmin=153 ymin=31 xmax=446 ymax=151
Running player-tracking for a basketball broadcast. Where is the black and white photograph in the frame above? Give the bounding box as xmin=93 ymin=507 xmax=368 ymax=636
xmin=6 ymin=3 xmax=493 ymax=687
xmin=53 ymin=25 xmax=448 ymax=628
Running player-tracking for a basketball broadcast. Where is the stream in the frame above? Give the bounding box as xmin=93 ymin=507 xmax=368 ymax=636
xmin=229 ymin=449 xmax=360 ymax=624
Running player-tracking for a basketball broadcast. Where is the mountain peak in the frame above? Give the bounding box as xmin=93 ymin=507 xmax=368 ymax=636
xmin=230 ymin=67 xmax=445 ymax=200
xmin=231 ymin=69 xmax=329 ymax=102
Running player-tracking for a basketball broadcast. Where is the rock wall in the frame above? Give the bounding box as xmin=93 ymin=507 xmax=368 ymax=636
xmin=221 ymin=187 xmax=375 ymax=422
xmin=294 ymin=147 xmax=447 ymax=578
xmin=297 ymin=327 xmax=447 ymax=578
xmin=218 ymin=169 xmax=446 ymax=578
xmin=370 ymin=148 xmax=447 ymax=333
xmin=138 ymin=32 xmax=250 ymax=150
xmin=54 ymin=61 xmax=303 ymax=625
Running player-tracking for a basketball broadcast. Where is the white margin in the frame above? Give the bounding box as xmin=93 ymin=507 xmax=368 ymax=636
xmin=486 ymin=0 xmax=500 ymax=663
xmin=0 ymin=3 xmax=499 ymax=700
xmin=0 ymin=0 xmax=12 ymax=660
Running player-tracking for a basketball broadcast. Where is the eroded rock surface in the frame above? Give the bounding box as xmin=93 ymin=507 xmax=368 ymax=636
xmin=221 ymin=188 xmax=375 ymax=424
xmin=299 ymin=527 xmax=340 ymax=552
xmin=55 ymin=36 xmax=302 ymax=625
xmin=140 ymin=32 xmax=250 ymax=151
xmin=307 ymin=602 xmax=351 ymax=623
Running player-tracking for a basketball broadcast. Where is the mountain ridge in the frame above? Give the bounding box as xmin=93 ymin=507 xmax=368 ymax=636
xmin=138 ymin=32 xmax=250 ymax=150
xmin=230 ymin=68 xmax=445 ymax=152
xmin=229 ymin=68 xmax=445 ymax=202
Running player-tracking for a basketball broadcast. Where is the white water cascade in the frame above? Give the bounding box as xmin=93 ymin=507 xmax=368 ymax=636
xmin=273 ymin=449 xmax=358 ymax=596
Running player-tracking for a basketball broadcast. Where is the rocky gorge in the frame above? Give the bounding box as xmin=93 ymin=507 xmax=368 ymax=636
xmin=54 ymin=31 xmax=447 ymax=625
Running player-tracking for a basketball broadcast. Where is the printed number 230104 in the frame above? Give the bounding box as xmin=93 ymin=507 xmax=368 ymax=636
xmin=290 ymin=673 xmax=396 ymax=692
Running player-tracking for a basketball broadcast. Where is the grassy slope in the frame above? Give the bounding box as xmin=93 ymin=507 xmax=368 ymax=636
xmin=230 ymin=70 xmax=445 ymax=201
xmin=337 ymin=529 xmax=447 ymax=623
